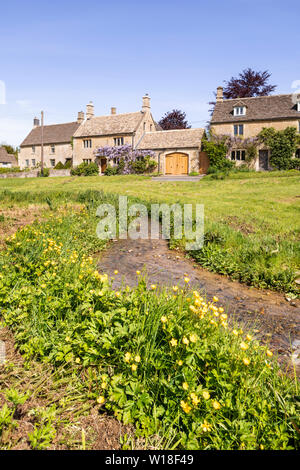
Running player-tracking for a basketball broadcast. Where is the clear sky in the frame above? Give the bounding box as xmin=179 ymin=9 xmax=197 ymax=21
xmin=1 ymin=0 xmax=299 ymax=146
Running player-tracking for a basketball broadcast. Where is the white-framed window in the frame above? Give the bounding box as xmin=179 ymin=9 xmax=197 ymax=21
xmin=114 ymin=137 xmax=124 ymax=146
xmin=234 ymin=124 xmax=244 ymax=136
xmin=297 ymin=101 xmax=300 ymax=112
xmin=32 ymin=159 xmax=36 ymax=167
xmin=32 ymin=145 xmax=35 ymax=153
xmin=83 ymin=159 xmax=92 ymax=164
xmin=50 ymin=144 xmax=55 ymax=154
xmin=25 ymin=159 xmax=29 ymax=167
xmin=50 ymin=159 xmax=55 ymax=167
xmin=233 ymin=106 xmax=246 ymax=116
xmin=231 ymin=150 xmax=246 ymax=161
xmin=83 ymin=139 xmax=92 ymax=148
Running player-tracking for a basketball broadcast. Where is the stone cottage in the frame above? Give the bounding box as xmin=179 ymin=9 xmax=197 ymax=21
xmin=136 ymin=128 xmax=206 ymax=174
xmin=19 ymin=95 xmax=206 ymax=174
xmin=19 ymin=117 xmax=81 ymax=170
xmin=0 ymin=147 xmax=18 ymax=168
xmin=211 ymin=86 xmax=300 ymax=170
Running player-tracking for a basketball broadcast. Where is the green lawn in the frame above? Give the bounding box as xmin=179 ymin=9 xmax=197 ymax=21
xmin=0 ymin=171 xmax=299 ymax=293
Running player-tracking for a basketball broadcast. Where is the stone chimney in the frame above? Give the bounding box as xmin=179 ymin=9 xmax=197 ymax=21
xmin=33 ymin=117 xmax=40 ymax=128
xmin=111 ymin=107 xmax=116 ymax=115
xmin=77 ymin=111 xmax=85 ymax=124
xmin=86 ymin=101 xmax=94 ymax=120
xmin=216 ymin=86 xmax=224 ymax=103
xmin=142 ymin=94 xmax=151 ymax=112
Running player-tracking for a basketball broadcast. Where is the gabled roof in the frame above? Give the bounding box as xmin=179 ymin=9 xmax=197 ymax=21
xmin=137 ymin=128 xmax=204 ymax=150
xmin=73 ymin=112 xmax=145 ymax=138
xmin=0 ymin=147 xmax=18 ymax=165
xmin=20 ymin=122 xmax=80 ymax=147
xmin=211 ymin=94 xmax=300 ymax=124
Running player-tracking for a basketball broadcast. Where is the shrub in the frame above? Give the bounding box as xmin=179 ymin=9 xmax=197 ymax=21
xmin=0 ymin=167 xmax=20 ymax=174
xmin=130 ymin=156 xmax=158 ymax=174
xmin=289 ymin=158 xmax=300 ymax=170
xmin=38 ymin=168 xmax=50 ymax=177
xmin=259 ymin=127 xmax=298 ymax=170
xmin=71 ymin=162 xmax=99 ymax=176
xmin=104 ymin=165 xmax=118 ymax=176
xmin=54 ymin=161 xmax=65 ymax=170
xmin=64 ymin=160 xmax=72 ymax=169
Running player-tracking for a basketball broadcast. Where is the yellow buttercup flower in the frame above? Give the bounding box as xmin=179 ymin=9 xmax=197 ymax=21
xmin=180 ymin=400 xmax=192 ymax=414
xmin=184 ymin=277 xmax=190 ymax=283
xmin=136 ymin=270 xmax=141 ymax=275
xmin=189 ymin=334 xmax=198 ymax=343
xmin=131 ymin=364 xmax=137 ymax=371
xmin=97 ymin=396 xmax=105 ymax=404
xmin=101 ymin=382 xmax=107 ymax=389
xmin=190 ymin=393 xmax=200 ymax=406
xmin=243 ymin=357 xmax=251 ymax=366
xmin=182 ymin=337 xmax=189 ymax=345
xmin=232 ymin=329 xmax=239 ymax=336
xmin=177 ymin=360 xmax=183 ymax=366
xmin=201 ymin=420 xmax=211 ymax=432
xmin=161 ymin=316 xmax=168 ymax=323
xmin=213 ymin=296 xmax=219 ymax=302
xmin=246 ymin=334 xmax=253 ymax=341
xmin=134 ymin=355 xmax=141 ymax=363
xmin=170 ymin=338 xmax=178 ymax=347
xmin=173 ymin=286 xmax=178 ymax=292
xmin=150 ymin=284 xmax=156 ymax=290
xmin=189 ymin=305 xmax=197 ymax=313
xmin=212 ymin=400 xmax=221 ymax=410
xmin=266 ymin=350 xmax=273 ymax=357
xmin=124 ymin=352 xmax=131 ymax=363
xmin=182 ymin=382 xmax=189 ymax=391
xmin=203 ymin=391 xmax=210 ymax=400
xmin=240 ymin=341 xmax=249 ymax=351
xmin=75 ymin=357 xmax=80 ymax=364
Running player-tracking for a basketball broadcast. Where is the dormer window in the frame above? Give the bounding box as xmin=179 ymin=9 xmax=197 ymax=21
xmin=234 ymin=106 xmax=246 ymax=116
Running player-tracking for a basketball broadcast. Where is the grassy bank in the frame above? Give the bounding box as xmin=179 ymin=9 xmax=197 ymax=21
xmin=0 ymin=199 xmax=299 ymax=450
xmin=0 ymin=171 xmax=299 ymax=294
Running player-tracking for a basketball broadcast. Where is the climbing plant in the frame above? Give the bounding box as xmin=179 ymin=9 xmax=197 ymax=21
xmin=259 ymin=127 xmax=299 ymax=170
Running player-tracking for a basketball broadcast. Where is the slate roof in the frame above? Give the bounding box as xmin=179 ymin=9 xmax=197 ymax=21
xmin=211 ymin=94 xmax=300 ymax=123
xmin=73 ymin=112 xmax=145 ymax=137
xmin=20 ymin=122 xmax=80 ymax=146
xmin=137 ymin=128 xmax=205 ymax=150
xmin=0 ymin=147 xmax=18 ymax=165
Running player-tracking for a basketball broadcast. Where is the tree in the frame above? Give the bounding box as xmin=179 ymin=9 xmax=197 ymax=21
xmin=158 ymin=109 xmax=191 ymax=130
xmin=223 ymin=68 xmax=277 ymax=99
xmin=209 ymin=68 xmax=277 ymax=115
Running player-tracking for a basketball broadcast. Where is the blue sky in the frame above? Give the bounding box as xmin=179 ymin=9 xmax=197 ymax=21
xmin=1 ymin=0 xmax=299 ymax=146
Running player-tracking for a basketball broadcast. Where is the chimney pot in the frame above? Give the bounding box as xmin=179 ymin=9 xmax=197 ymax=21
xmin=86 ymin=101 xmax=94 ymax=120
xmin=142 ymin=94 xmax=151 ymax=112
xmin=216 ymin=86 xmax=223 ymax=102
xmin=33 ymin=117 xmax=40 ymax=127
xmin=77 ymin=111 xmax=85 ymax=123
xmin=111 ymin=107 xmax=116 ymax=115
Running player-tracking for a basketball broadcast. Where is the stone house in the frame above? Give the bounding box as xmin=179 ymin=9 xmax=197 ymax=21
xmin=72 ymin=95 xmax=206 ymax=175
xmin=72 ymin=95 xmax=159 ymax=173
xmin=19 ymin=117 xmax=81 ymax=170
xmin=136 ymin=128 xmax=206 ymax=174
xmin=19 ymin=95 xmax=206 ymax=175
xmin=0 ymin=147 xmax=18 ymax=168
xmin=211 ymin=87 xmax=300 ymax=170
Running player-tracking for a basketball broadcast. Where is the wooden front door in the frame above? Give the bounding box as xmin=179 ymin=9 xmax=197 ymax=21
xmin=165 ymin=153 xmax=188 ymax=175
xmin=100 ymin=158 xmax=107 ymax=173
xmin=199 ymin=151 xmax=209 ymax=174
xmin=259 ymin=150 xmax=269 ymax=171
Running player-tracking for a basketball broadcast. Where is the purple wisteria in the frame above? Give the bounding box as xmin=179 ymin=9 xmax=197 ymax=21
xmin=94 ymin=144 xmax=155 ymax=174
